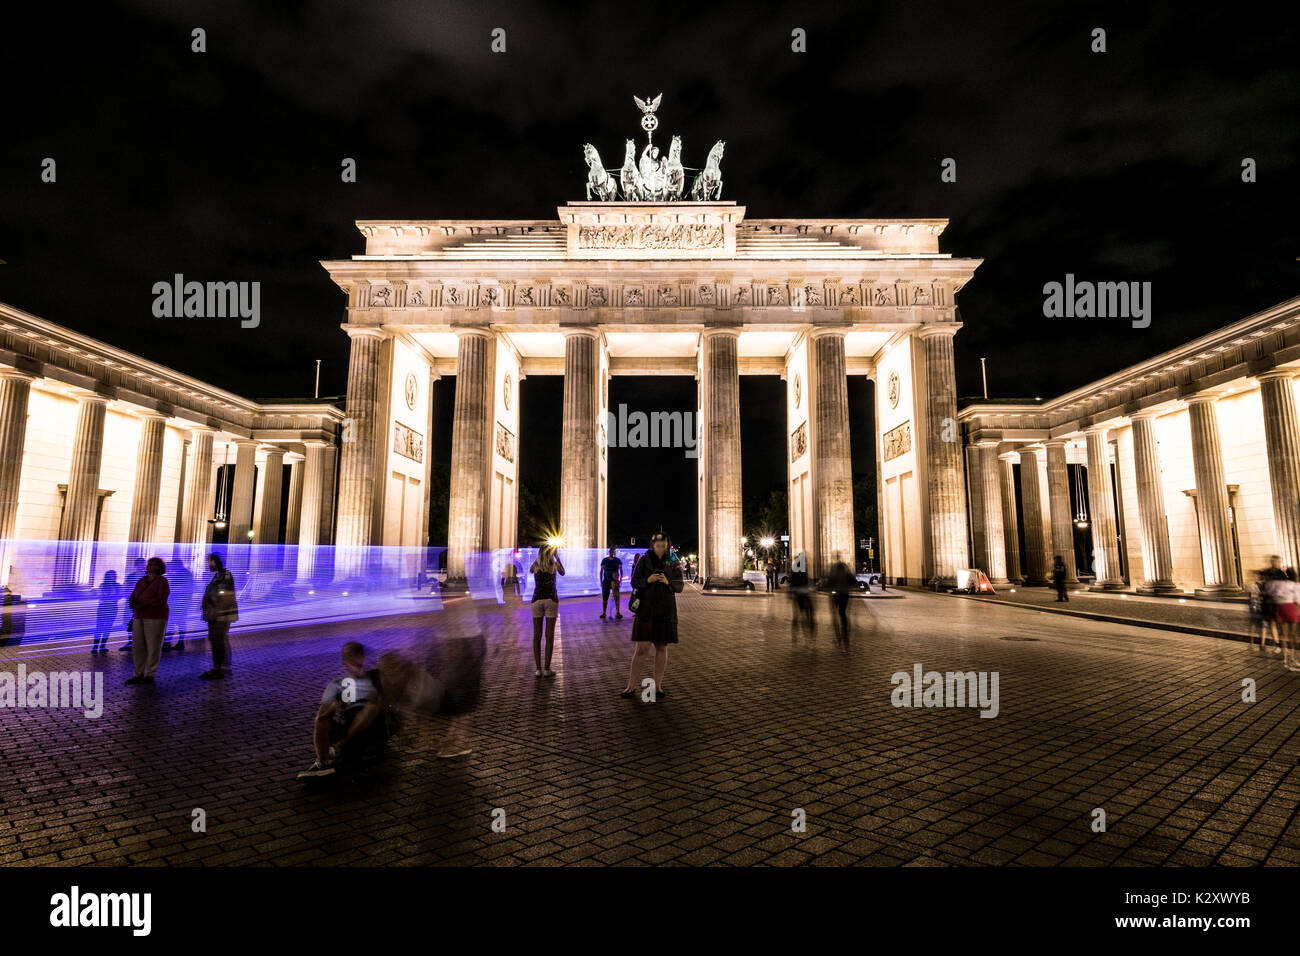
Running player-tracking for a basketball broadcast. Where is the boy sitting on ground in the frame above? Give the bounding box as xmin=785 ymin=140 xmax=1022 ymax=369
xmin=298 ymin=641 xmax=390 ymax=778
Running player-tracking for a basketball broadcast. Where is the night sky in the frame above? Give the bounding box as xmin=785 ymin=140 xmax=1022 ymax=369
xmin=2 ymin=1 xmax=1296 ymax=549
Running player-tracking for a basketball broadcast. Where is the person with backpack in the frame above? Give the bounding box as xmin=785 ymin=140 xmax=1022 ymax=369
xmin=199 ymin=552 xmax=238 ymax=680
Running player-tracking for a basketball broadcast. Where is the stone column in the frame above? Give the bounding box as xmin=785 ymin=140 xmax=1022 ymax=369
xmin=1018 ymin=447 xmax=1049 ymax=585
xmin=975 ymin=442 xmax=1008 ymax=583
xmin=335 ymin=328 xmax=386 ymax=561
xmin=1044 ymin=439 xmax=1079 ymax=584
xmin=296 ymin=441 xmax=327 ymax=580
xmin=126 ymin=414 xmax=168 ymax=547
xmin=256 ymin=446 xmax=286 ymax=544
xmin=318 ymin=444 xmax=338 ymax=546
xmin=446 ymin=330 xmax=491 ymax=581
xmin=965 ymin=443 xmax=986 ymax=571
xmin=180 ymin=429 xmax=216 ymax=544
xmin=227 ymin=439 xmax=258 ymax=547
xmin=811 ymin=330 xmax=854 ymax=576
xmin=560 ymin=328 xmax=600 ymax=551
xmin=702 ymin=329 xmax=743 ymax=587
xmin=997 ymin=450 xmax=1023 ymax=583
xmin=1257 ymin=370 xmax=1300 ymax=574
xmin=1187 ymin=395 xmax=1241 ymax=596
xmin=283 ymin=454 xmax=304 ymax=545
xmin=916 ymin=326 xmax=969 ymax=585
xmin=0 ymin=370 xmax=34 ymax=587
xmin=1129 ymin=412 xmax=1177 ymax=592
xmin=1084 ymin=426 xmax=1124 ymax=588
xmin=56 ymin=394 xmax=108 ymax=587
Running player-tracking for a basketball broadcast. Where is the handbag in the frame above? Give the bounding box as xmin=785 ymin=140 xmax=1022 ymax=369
xmin=628 ymin=589 xmax=643 ymax=614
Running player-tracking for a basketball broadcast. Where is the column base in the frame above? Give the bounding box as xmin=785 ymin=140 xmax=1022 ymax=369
xmin=1194 ymin=586 xmax=1244 ymax=600
xmin=701 ymin=577 xmax=747 ymax=591
xmin=1022 ymin=576 xmax=1049 ymax=587
xmin=1136 ymin=582 xmax=1180 ymax=595
xmin=1089 ymin=580 xmax=1125 ymax=591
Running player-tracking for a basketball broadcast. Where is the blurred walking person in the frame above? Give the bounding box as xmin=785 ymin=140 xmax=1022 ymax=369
xmin=788 ymin=552 xmax=815 ymax=639
xmin=1277 ymin=567 xmax=1300 ymax=670
xmin=529 ymin=545 xmax=565 ymax=677
xmin=163 ymin=556 xmax=193 ymax=651
xmin=620 ymin=532 xmax=683 ymax=701
xmin=599 ymin=546 xmax=624 ymax=620
xmin=92 ymin=570 xmax=121 ymax=653
xmin=437 ymin=633 xmax=485 ymax=757
xmin=199 ymin=553 xmax=238 ymax=680
xmin=1051 ymin=555 xmax=1069 ymax=602
xmin=825 ymin=554 xmax=854 ymax=640
xmin=126 ymin=557 xmax=169 ymax=685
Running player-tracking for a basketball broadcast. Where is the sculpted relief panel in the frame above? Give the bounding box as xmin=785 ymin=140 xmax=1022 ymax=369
xmin=577 ymin=224 xmax=724 ymax=250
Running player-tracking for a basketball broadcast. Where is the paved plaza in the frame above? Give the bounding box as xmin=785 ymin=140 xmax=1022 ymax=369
xmin=2 ymin=586 xmax=1300 ymax=867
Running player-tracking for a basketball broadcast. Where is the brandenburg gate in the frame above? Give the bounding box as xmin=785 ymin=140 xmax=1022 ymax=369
xmin=321 ymin=102 xmax=983 ymax=587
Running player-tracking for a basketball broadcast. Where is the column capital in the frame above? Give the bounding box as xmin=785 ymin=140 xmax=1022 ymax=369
xmin=561 ymin=325 xmax=599 ymax=340
xmin=807 ymin=326 xmax=848 ymax=342
xmin=1255 ymin=368 xmax=1299 ymax=384
xmin=453 ymin=326 xmax=492 ymax=341
xmin=913 ymin=323 xmax=961 ymax=341
xmin=1184 ymin=391 xmax=1223 ymax=407
xmin=1017 ymin=445 xmax=1042 ymax=461
xmin=997 ymin=444 xmax=1020 ymax=461
xmin=232 ymin=437 xmax=260 ymax=448
xmin=1128 ymin=408 xmax=1163 ymax=422
xmin=259 ymin=444 xmax=287 ymax=457
xmin=974 ymin=438 xmax=1000 ymax=449
xmin=344 ymin=326 xmax=390 ymax=341
xmin=1082 ymin=422 xmax=1112 ymax=437
xmin=700 ymin=326 xmax=741 ymax=341
xmin=134 ymin=410 xmax=169 ymax=423
xmin=0 ymin=366 xmax=36 ymax=383
xmin=1042 ymin=436 xmax=1071 ymax=448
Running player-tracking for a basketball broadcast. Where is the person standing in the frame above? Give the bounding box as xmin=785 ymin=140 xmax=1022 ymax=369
xmin=1051 ymin=555 xmax=1069 ymax=602
xmin=199 ymin=553 xmax=239 ymax=680
xmin=599 ymin=546 xmax=624 ymax=620
xmin=126 ymin=557 xmax=169 ymax=685
xmin=163 ymin=556 xmax=193 ymax=651
xmin=529 ymin=546 xmax=565 ymax=677
xmin=825 ymin=554 xmax=853 ymax=636
xmin=765 ymin=560 xmax=776 ymax=592
xmin=620 ymin=533 xmax=683 ymax=701
xmin=502 ymin=558 xmax=521 ymax=600
xmin=92 ymin=570 xmax=121 ymax=653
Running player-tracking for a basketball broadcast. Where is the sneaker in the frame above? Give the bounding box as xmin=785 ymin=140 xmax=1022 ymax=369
xmin=124 ymin=676 xmax=145 ymax=685
xmin=615 ymin=613 xmax=623 ymax=620
xmin=141 ymin=676 xmax=155 ymax=684
xmin=535 ymin=669 xmax=542 ymax=678
xmin=297 ymin=762 xmax=335 ymax=778
xmin=599 ymin=613 xmax=606 ymax=619
xmin=543 ymin=668 xmax=556 ymax=677
xmin=655 ymin=687 xmax=668 ymax=700
xmin=198 ymin=669 xmax=224 ymax=680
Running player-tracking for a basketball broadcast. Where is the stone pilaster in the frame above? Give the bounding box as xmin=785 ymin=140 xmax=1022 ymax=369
xmin=0 ymin=370 xmax=34 ymax=588
xmin=965 ymin=443 xmax=986 ymax=572
xmin=1084 ymin=426 xmax=1124 ymax=589
xmin=811 ymin=330 xmax=854 ymax=576
xmin=702 ymin=329 xmax=743 ymax=587
xmin=446 ymin=330 xmax=491 ymax=581
xmin=180 ymin=429 xmax=216 ymax=544
xmin=998 ymin=450 xmax=1023 ymax=583
xmin=335 ymin=329 xmax=386 ymax=564
xmin=227 ymin=439 xmax=258 ymax=547
xmin=296 ymin=441 xmax=327 ymax=580
xmin=283 ymin=454 xmax=304 ymax=545
xmin=56 ymin=394 xmax=108 ymax=587
xmin=256 ymin=446 xmax=286 ymax=544
xmin=916 ymin=326 xmax=969 ymax=585
xmin=318 ymin=443 xmax=338 ymax=546
xmin=1187 ymin=395 xmax=1241 ymax=596
xmin=1018 ymin=447 xmax=1049 ymax=585
xmin=976 ymin=442 xmax=1008 ymax=584
xmin=1129 ymin=412 xmax=1177 ymax=592
xmin=1044 ymin=439 xmax=1079 ymax=584
xmin=560 ymin=328 xmax=600 ymax=551
xmin=127 ymin=414 xmax=167 ymax=547
xmin=1257 ymin=370 xmax=1300 ymax=574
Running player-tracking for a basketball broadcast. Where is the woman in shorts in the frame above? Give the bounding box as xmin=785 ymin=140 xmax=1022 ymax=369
xmin=529 ymin=546 xmax=565 ymax=677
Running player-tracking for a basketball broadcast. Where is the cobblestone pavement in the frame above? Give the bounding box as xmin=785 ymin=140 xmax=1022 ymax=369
xmin=2 ymin=585 xmax=1299 ymax=866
